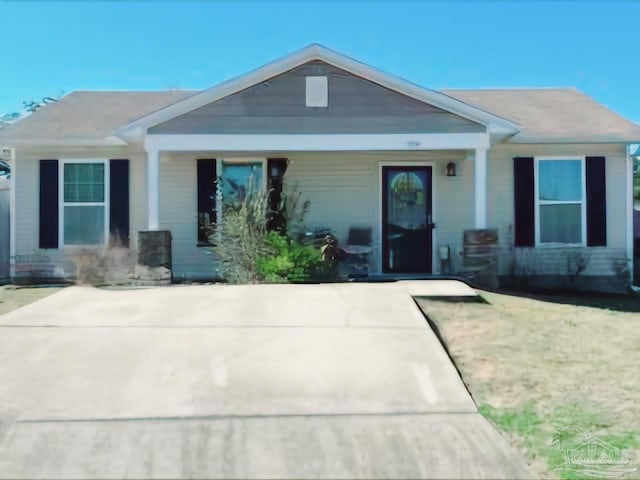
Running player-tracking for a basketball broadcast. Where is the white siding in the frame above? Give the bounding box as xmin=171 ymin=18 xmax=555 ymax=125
xmin=155 ymin=151 xmax=468 ymax=278
xmin=284 ymin=151 xmax=469 ymax=273
xmin=159 ymin=153 xmax=215 ymax=279
xmin=285 ymin=145 xmax=628 ymax=278
xmin=0 ymin=189 xmax=9 ymax=280
xmin=11 ymin=142 xmax=631 ymax=285
xmin=13 ymin=147 xmax=143 ymax=280
xmin=129 ymin=151 xmax=148 ymax=262
xmin=486 ymin=144 xmax=628 ymax=277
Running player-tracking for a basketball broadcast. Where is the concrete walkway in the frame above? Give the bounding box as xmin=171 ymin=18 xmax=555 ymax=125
xmin=0 ymin=281 xmax=533 ymax=479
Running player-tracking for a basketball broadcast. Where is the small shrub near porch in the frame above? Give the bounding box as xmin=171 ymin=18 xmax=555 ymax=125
xmin=256 ymin=231 xmax=336 ymax=283
xmin=209 ymin=180 xmax=335 ymax=284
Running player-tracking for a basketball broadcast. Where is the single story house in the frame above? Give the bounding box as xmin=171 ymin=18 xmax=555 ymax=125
xmin=1 ymin=44 xmax=639 ymax=291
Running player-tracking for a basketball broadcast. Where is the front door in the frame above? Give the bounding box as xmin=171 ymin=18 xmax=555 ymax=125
xmin=382 ymin=166 xmax=433 ymax=273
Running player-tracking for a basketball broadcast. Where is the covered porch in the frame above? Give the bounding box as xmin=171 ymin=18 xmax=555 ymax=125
xmin=143 ymin=133 xmax=493 ymax=279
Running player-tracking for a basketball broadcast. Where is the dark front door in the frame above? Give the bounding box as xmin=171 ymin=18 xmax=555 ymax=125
xmin=382 ymin=166 xmax=433 ymax=274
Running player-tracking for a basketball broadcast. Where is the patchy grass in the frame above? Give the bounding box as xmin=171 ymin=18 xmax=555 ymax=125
xmin=478 ymin=402 xmax=639 ymax=479
xmin=0 ymin=285 xmax=64 ymax=315
xmin=416 ymin=291 xmax=640 ymax=479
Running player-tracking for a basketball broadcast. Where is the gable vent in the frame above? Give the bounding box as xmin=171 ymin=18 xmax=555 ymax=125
xmin=305 ymin=76 xmax=328 ymax=107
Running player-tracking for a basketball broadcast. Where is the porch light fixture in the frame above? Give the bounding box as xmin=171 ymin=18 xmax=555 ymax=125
xmin=446 ymin=162 xmax=457 ymax=177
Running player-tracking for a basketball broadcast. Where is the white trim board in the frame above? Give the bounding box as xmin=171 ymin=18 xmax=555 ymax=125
xmin=2 ymin=137 xmax=128 ymax=148
xmin=215 ymin=157 xmax=268 ymax=227
xmin=116 ymin=44 xmax=520 ymax=142
xmin=58 ymin=159 xmax=111 ymax=248
xmin=145 ymin=133 xmax=490 ymax=152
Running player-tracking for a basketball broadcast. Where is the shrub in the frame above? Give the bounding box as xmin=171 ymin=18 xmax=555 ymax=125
xmin=211 ymin=179 xmax=328 ymax=284
xmin=256 ymin=231 xmax=328 ymax=283
xmin=66 ymin=236 xmax=132 ymax=285
xmin=211 ymin=183 xmax=271 ymax=284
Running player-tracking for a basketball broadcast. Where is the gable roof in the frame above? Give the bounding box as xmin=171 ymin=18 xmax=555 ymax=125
xmin=443 ymin=88 xmax=640 ymax=143
xmin=0 ymin=90 xmax=196 ymax=146
xmin=1 ymin=44 xmax=639 ymax=146
xmin=115 ymin=44 xmax=520 ymax=142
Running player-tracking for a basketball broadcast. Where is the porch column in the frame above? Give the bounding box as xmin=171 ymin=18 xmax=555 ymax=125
xmin=474 ymin=147 xmax=487 ymax=228
xmin=146 ymin=148 xmax=160 ymax=230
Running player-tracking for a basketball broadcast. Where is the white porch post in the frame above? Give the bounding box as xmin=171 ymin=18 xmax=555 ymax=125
xmin=474 ymin=147 xmax=487 ymax=228
xmin=146 ymin=148 xmax=160 ymax=230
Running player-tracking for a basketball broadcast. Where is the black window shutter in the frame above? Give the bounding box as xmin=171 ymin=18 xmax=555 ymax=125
xmin=586 ymin=156 xmax=607 ymax=246
xmin=109 ymin=159 xmax=130 ymax=247
xmin=39 ymin=159 xmax=59 ymax=249
xmin=197 ymin=159 xmax=217 ymax=244
xmin=267 ymin=158 xmax=288 ymax=231
xmin=513 ymin=157 xmax=535 ymax=247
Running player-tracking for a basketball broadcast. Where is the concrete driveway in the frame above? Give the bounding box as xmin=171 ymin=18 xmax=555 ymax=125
xmin=0 ymin=281 xmax=533 ymax=479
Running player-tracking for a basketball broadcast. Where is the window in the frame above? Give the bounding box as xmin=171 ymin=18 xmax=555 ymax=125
xmin=61 ymin=160 xmax=108 ymax=245
xmin=219 ymin=160 xmax=265 ymax=206
xmin=535 ymin=157 xmax=586 ymax=245
xmin=196 ymin=158 xmax=266 ymax=246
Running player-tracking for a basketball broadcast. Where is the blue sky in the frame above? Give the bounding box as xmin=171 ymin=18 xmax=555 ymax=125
xmin=1 ymin=1 xmax=639 ymax=122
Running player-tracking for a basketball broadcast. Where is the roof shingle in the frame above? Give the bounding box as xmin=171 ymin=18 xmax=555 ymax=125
xmin=443 ymin=88 xmax=640 ymax=143
xmin=2 ymin=87 xmax=639 ymax=144
xmin=0 ymin=90 xmax=196 ymax=142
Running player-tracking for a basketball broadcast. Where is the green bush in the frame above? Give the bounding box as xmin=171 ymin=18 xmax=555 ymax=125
xmin=256 ymin=231 xmax=329 ymax=283
xmin=212 ymin=180 xmax=333 ymax=284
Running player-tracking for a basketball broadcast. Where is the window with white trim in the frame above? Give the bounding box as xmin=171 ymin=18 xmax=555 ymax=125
xmin=61 ymin=160 xmax=109 ymax=245
xmin=535 ymin=157 xmax=586 ymax=245
xmin=217 ymin=158 xmax=266 ymax=210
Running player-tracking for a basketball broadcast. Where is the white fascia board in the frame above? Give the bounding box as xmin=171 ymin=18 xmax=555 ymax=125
xmin=117 ymin=44 xmax=520 ymax=139
xmin=0 ymin=136 xmax=128 ymax=147
xmin=145 ymin=133 xmax=490 ymax=152
xmin=507 ymin=135 xmax=640 ymax=144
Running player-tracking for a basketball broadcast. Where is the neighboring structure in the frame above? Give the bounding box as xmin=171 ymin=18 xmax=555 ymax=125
xmin=1 ymin=44 xmax=639 ymax=291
